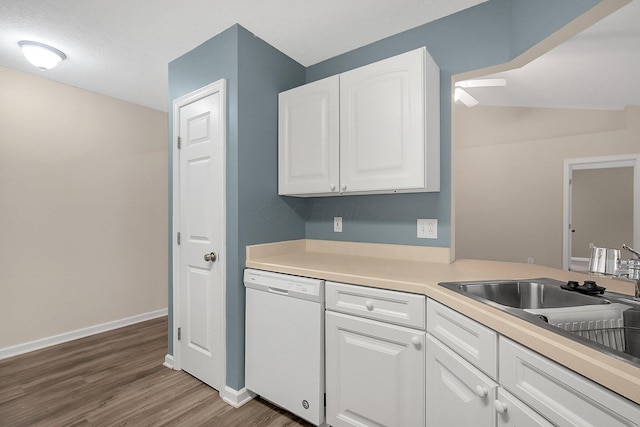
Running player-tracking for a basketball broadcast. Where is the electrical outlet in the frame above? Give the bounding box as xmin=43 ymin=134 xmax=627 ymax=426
xmin=527 ymin=257 xmax=534 ymax=264
xmin=334 ymin=217 xmax=343 ymax=233
xmin=417 ymin=219 xmax=437 ymax=239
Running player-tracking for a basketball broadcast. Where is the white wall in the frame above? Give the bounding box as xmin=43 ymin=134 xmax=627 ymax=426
xmin=454 ymin=104 xmax=639 ymax=268
xmin=0 ymin=66 xmax=168 ymax=349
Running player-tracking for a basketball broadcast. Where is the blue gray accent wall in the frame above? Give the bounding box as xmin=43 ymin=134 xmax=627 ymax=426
xmin=168 ymin=25 xmax=306 ymax=389
xmin=302 ymin=0 xmax=600 ymax=247
xmin=168 ymin=0 xmax=602 ymax=391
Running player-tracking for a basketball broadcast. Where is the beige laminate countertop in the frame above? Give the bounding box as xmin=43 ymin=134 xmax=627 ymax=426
xmin=245 ymin=239 xmax=640 ymax=405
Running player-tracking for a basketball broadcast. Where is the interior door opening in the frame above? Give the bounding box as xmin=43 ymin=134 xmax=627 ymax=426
xmin=563 ymin=155 xmax=639 ymax=271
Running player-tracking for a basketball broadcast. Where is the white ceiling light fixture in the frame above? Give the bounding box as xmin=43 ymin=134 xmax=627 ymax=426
xmin=454 ymin=78 xmax=506 ymax=107
xmin=18 ymin=41 xmax=67 ymax=70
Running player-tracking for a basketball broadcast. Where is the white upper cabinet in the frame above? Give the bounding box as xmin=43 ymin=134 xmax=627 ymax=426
xmin=278 ymin=75 xmax=339 ymax=195
xmin=340 ymin=46 xmax=439 ymax=194
xmin=278 ymin=47 xmax=440 ymax=197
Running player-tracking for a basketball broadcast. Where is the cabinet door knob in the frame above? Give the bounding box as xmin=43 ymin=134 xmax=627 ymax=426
xmin=474 ymin=385 xmax=488 ymax=398
xmin=411 ymin=336 xmax=421 ymax=346
xmin=494 ymin=400 xmax=508 ymax=414
xmin=330 ymin=184 xmax=336 ymax=191
xmin=364 ymin=300 xmax=374 ymax=310
xmin=341 ymin=184 xmax=347 ymax=191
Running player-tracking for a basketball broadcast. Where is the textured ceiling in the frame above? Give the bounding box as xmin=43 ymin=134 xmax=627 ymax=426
xmin=463 ymin=0 xmax=640 ymax=110
xmin=0 ymin=0 xmax=486 ymax=112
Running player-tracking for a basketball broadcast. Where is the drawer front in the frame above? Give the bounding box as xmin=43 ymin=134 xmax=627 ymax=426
xmin=326 ymin=281 xmax=425 ymax=329
xmin=427 ymin=298 xmax=498 ymax=379
xmin=500 ymin=337 xmax=640 ymax=427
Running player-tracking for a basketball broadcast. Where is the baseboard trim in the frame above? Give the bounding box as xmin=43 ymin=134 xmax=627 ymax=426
xmin=0 ymin=308 xmax=168 ymax=360
xmin=163 ymin=354 xmax=174 ymax=369
xmin=221 ymin=386 xmax=256 ymax=408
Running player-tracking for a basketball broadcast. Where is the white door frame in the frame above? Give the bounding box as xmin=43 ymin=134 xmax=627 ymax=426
xmin=562 ymin=154 xmax=640 ymax=270
xmin=171 ymin=80 xmax=227 ymax=390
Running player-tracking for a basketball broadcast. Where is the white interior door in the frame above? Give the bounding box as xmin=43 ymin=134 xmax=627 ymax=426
xmin=174 ymin=81 xmax=226 ymax=391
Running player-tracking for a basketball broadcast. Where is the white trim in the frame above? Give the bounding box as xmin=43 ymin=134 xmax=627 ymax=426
xmin=0 ymin=308 xmax=168 ymax=360
xmin=563 ymin=154 xmax=640 ymax=270
xmin=163 ymin=354 xmax=175 ymax=369
xmin=220 ymin=386 xmax=256 ymax=408
xmin=172 ymin=80 xmax=227 ymax=390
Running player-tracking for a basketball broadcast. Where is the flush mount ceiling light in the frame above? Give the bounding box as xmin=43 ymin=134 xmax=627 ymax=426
xmin=18 ymin=41 xmax=67 ymax=70
xmin=454 ymin=78 xmax=506 ymax=107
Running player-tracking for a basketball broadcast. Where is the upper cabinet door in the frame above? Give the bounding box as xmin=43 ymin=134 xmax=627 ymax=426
xmin=340 ymin=47 xmax=439 ymax=193
xmin=278 ymin=75 xmax=339 ymax=196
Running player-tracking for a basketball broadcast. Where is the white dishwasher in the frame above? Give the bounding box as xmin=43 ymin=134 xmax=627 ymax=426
xmin=244 ymin=268 xmax=325 ymax=426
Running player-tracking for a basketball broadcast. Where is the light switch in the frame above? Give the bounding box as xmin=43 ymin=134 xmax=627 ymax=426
xmin=334 ymin=217 xmax=343 ymax=233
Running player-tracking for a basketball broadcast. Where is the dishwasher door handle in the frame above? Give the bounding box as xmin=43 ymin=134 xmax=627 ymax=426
xmin=268 ymin=286 xmax=289 ymax=295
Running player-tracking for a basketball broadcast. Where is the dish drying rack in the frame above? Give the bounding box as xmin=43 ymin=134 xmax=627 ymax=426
xmin=527 ymin=303 xmax=634 ymax=353
xmin=560 ymin=320 xmax=628 ymax=353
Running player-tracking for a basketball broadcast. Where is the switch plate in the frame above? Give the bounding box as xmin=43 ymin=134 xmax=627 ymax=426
xmin=334 ymin=217 xmax=343 ymax=233
xmin=417 ymin=219 xmax=437 ymax=239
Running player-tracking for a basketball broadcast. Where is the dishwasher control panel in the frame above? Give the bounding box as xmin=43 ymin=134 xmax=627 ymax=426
xmin=244 ymin=269 xmax=324 ymax=300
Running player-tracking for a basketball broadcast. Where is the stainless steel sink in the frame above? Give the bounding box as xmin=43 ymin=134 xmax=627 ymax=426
xmin=439 ymin=278 xmax=640 ymax=365
xmin=445 ymin=280 xmax=610 ymax=309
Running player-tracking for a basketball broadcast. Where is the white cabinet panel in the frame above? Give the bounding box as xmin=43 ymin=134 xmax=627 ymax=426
xmin=495 ymin=388 xmax=554 ymax=427
xmin=426 ymin=334 xmax=497 ymax=427
xmin=340 ymin=47 xmax=438 ymax=194
xmin=278 ymin=75 xmax=339 ymax=196
xmin=427 ymin=298 xmax=498 ymax=379
xmin=326 ymin=281 xmax=425 ymax=329
xmin=500 ymin=337 xmax=640 ymax=427
xmin=326 ymin=311 xmax=425 ymax=427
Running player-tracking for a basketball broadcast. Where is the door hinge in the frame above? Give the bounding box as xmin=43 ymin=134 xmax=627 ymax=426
xmin=177 ymin=232 xmax=181 ymax=245
xmin=177 ymin=136 xmax=181 ymax=150
xmin=178 ymin=327 xmax=181 ymax=340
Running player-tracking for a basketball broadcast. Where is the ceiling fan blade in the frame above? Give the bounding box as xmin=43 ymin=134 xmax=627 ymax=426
xmin=455 ymin=78 xmax=506 ymax=88
xmin=454 ymin=88 xmax=479 ymax=107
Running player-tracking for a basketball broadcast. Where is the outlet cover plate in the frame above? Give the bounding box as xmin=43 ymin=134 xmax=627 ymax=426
xmin=417 ymin=219 xmax=437 ymax=239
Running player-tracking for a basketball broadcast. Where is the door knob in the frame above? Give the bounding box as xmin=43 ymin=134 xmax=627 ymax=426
xmin=204 ymin=252 xmax=217 ymax=262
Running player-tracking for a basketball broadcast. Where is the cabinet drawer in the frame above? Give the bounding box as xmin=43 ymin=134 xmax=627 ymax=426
xmin=427 ymin=298 xmax=498 ymax=379
xmin=500 ymin=337 xmax=640 ymax=427
xmin=326 ymin=281 xmax=425 ymax=329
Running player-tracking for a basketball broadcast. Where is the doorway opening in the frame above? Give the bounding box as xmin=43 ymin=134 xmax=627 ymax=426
xmin=563 ymin=154 xmax=639 ymax=271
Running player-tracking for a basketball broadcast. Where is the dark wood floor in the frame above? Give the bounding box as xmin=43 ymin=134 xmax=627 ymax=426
xmin=0 ymin=317 xmax=312 ymax=426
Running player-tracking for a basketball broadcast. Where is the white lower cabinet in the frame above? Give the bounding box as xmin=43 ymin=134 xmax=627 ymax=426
xmin=426 ymin=334 xmax=497 ymax=426
xmin=500 ymin=337 xmax=640 ymax=427
xmin=325 ymin=311 xmax=425 ymax=427
xmin=426 ymin=334 xmax=551 ymax=427
xmin=320 ymin=287 xmax=640 ymax=427
xmin=495 ymin=388 xmax=554 ymax=427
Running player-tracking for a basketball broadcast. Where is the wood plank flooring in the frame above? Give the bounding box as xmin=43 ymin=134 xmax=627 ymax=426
xmin=0 ymin=317 xmax=312 ymax=426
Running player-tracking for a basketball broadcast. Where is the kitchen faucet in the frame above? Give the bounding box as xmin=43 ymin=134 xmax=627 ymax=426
xmin=588 ymin=244 xmax=640 ymax=298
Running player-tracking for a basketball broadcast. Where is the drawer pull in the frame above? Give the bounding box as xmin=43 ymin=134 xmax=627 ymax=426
xmin=494 ymin=400 xmax=508 ymax=414
xmin=364 ymin=300 xmax=374 ymax=310
xmin=474 ymin=385 xmax=488 ymax=398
